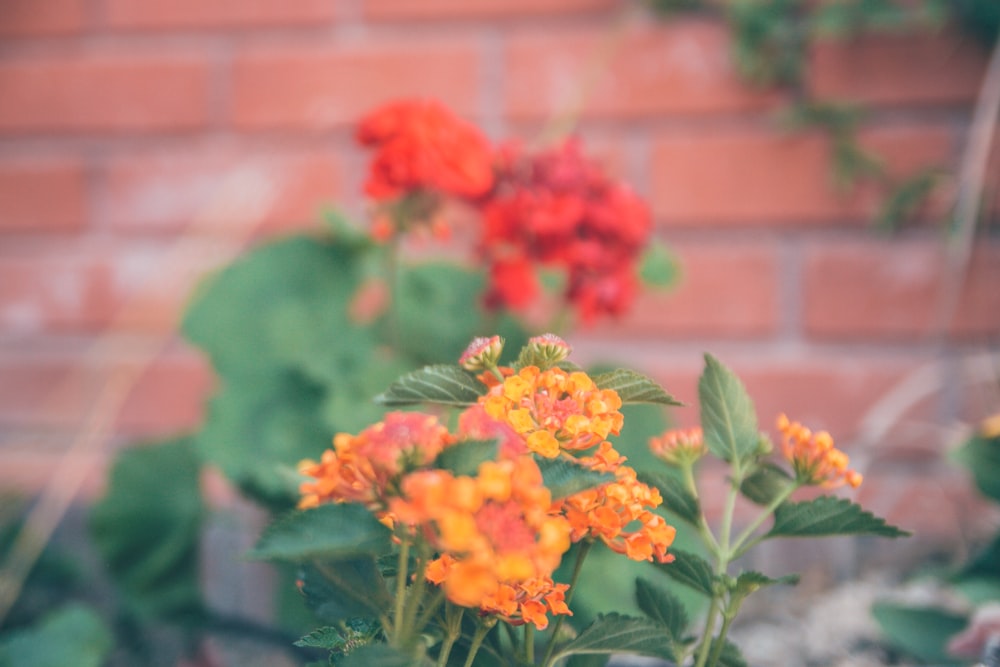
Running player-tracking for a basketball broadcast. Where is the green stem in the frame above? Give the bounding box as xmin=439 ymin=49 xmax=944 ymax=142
xmin=392 ymin=536 xmax=411 ymax=647
xmin=415 ymin=588 xmax=447 ymax=635
xmin=400 ymin=541 xmax=432 ymax=650
xmin=462 ymin=621 xmax=494 ymax=667
xmin=524 ymin=625 xmax=535 ymax=664
xmin=729 ymin=482 xmax=801 ymax=560
xmin=541 ymin=540 xmax=592 ymax=667
xmin=436 ymin=603 xmax=463 ymax=667
xmin=682 ymin=463 xmax=720 ymax=552
xmin=705 ymin=608 xmax=736 ymax=667
xmin=692 ymin=597 xmax=720 ymax=667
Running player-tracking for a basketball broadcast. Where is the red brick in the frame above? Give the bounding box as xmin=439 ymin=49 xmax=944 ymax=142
xmin=808 ymin=29 xmax=987 ymax=107
xmin=0 ymin=0 xmax=86 ymax=37
xmin=0 ymin=450 xmax=109 ymax=499
xmin=232 ymin=41 xmax=481 ymax=130
xmin=804 ymin=240 xmax=1000 ymax=340
xmin=365 ymin=0 xmax=614 ymax=20
xmin=103 ymin=150 xmax=342 ymax=234
xmin=0 ymin=56 xmax=210 ymax=133
xmin=504 ymin=20 xmax=784 ymax=121
xmin=650 ymin=124 xmax=953 ymax=226
xmin=105 ymin=0 xmax=336 ymax=30
xmin=0 ymin=256 xmax=114 ymax=333
xmin=587 ymin=241 xmax=779 ymax=338
xmin=116 ymin=355 xmax=214 ymax=435
xmin=0 ymin=160 xmax=87 ymax=232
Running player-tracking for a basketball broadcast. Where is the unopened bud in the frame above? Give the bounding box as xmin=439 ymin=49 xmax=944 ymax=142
xmin=649 ymin=427 xmax=706 ymax=466
xmin=527 ymin=333 xmax=572 ymax=365
xmin=459 ymin=335 xmax=504 ymax=371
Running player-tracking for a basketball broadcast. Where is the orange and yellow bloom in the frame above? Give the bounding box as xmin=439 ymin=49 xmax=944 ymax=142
xmin=777 ymin=413 xmax=862 ymax=489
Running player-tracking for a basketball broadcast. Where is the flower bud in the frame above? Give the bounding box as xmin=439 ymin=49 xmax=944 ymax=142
xmin=527 ymin=334 xmax=572 ymax=365
xmin=459 ymin=335 xmax=504 ymax=371
xmin=649 ymin=427 xmax=706 ymax=467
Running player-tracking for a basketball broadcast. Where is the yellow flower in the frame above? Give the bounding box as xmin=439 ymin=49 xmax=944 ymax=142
xmin=777 ymin=414 xmax=862 ymax=489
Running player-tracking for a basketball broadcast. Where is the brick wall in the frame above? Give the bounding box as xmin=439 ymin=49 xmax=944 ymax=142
xmin=2 ymin=0 xmax=999 ymax=547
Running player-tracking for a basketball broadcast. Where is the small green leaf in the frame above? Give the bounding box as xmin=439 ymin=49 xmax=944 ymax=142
xmin=639 ymin=471 xmax=700 ymax=527
xmin=654 ymin=549 xmax=715 ymax=597
xmin=592 ymin=369 xmax=682 ymax=406
xmin=297 ymin=559 xmax=391 ymax=622
xmin=712 ymin=638 xmax=748 ymax=667
xmin=639 ymin=240 xmax=680 ymax=288
xmin=375 ymin=365 xmax=485 ymax=407
xmin=767 ymin=496 xmax=910 ymax=539
xmin=0 ymin=604 xmax=113 ymax=667
xmin=335 ymin=643 xmax=415 ymax=667
xmin=550 ymin=613 xmax=676 ymax=662
xmin=250 ymin=504 xmax=392 ymax=561
xmin=294 ymin=626 xmax=345 ymax=649
xmin=634 ymin=577 xmax=689 ymax=641
xmin=951 ymin=433 xmax=1000 ymax=503
xmin=872 ymin=603 xmax=968 ymax=665
xmin=740 ymin=463 xmax=794 ymax=506
xmin=435 ymin=439 xmax=499 ymax=476
xmin=536 ymin=457 xmax=615 ymax=499
xmin=730 ymin=571 xmax=799 ymax=606
xmin=698 ymin=355 xmax=759 ymax=465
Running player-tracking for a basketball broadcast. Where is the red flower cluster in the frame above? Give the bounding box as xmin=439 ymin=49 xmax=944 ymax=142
xmin=356 ymin=99 xmax=494 ymax=202
xmin=479 ymin=139 xmax=653 ymax=323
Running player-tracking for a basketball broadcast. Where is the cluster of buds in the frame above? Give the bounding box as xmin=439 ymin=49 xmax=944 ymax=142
xmin=777 ymin=413 xmax=862 ymax=489
xmin=649 ymin=426 xmax=707 ymax=467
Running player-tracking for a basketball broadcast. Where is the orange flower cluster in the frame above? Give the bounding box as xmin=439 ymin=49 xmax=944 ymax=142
xmin=356 ymin=99 xmax=494 ymax=202
xmin=481 ymin=366 xmax=624 ymax=458
xmin=777 ymin=414 xmax=863 ymax=489
xmin=391 ymin=457 xmax=571 ymax=612
xmin=649 ymin=426 xmax=707 ymax=466
xmin=559 ymin=455 xmax=676 ymax=563
xmin=298 ymin=411 xmax=453 ymax=508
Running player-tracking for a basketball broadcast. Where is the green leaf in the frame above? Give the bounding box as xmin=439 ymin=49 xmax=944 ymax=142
xmin=957 ymin=532 xmax=1000 ymax=580
xmin=550 ymin=613 xmax=677 ymax=662
xmin=250 ymin=503 xmax=392 ymax=561
xmin=730 ymin=571 xmax=799 ymax=607
xmin=297 ymin=558 xmax=391 ymax=622
xmin=89 ymin=438 xmax=203 ymax=621
xmin=375 ymin=365 xmax=485 ymax=407
xmin=639 ymin=471 xmax=700 ymax=527
xmin=698 ymin=354 xmax=759 ymax=465
xmin=654 ymin=549 xmax=715 ymax=597
xmin=639 ymin=240 xmax=680 ymax=288
xmin=767 ymin=496 xmax=910 ymax=539
xmin=740 ymin=463 xmax=794 ymax=506
xmin=336 ymin=643 xmax=416 ymax=667
xmin=951 ymin=433 xmax=1000 ymax=503
xmin=592 ymin=369 xmax=682 ymax=406
xmin=536 ymin=457 xmax=615 ymax=499
xmin=634 ymin=577 xmax=689 ymax=641
xmin=435 ymin=439 xmax=499 ymax=476
xmin=872 ymin=603 xmax=968 ymax=665
xmin=0 ymin=603 xmax=113 ymax=667
xmin=294 ymin=626 xmax=345 ymax=649
xmin=711 ymin=638 xmax=748 ymax=667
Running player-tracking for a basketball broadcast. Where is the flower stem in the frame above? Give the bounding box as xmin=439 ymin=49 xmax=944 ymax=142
xmin=400 ymin=541 xmax=432 ymax=651
xmin=705 ymin=608 xmax=736 ymax=667
xmin=462 ymin=621 xmax=493 ymax=667
xmin=392 ymin=536 xmax=411 ymax=648
xmin=524 ymin=625 xmax=535 ymax=664
xmin=436 ymin=603 xmax=463 ymax=667
xmin=682 ymin=463 xmax=720 ymax=552
xmin=541 ymin=540 xmax=592 ymax=667
xmin=729 ymin=482 xmax=800 ymax=560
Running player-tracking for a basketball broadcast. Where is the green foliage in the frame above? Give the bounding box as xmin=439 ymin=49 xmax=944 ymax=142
xmin=739 ymin=463 xmax=793 ymax=505
xmin=434 ymin=439 xmax=500 ymax=476
xmin=335 ymin=643 xmax=415 ymax=667
xmin=876 ymin=166 xmax=949 ymax=233
xmin=297 ymin=559 xmax=392 ymax=623
xmin=655 ymin=548 xmax=716 ymax=597
xmin=640 ymin=471 xmax=701 ymax=526
xmin=250 ymin=503 xmax=392 ymax=561
xmin=767 ymin=496 xmax=910 ymax=538
xmin=0 ymin=604 xmax=113 ymax=667
xmin=698 ymin=354 xmax=759 ymax=466
xmin=591 ymin=369 xmax=682 ymax=406
xmin=89 ymin=437 xmax=204 ymax=621
xmin=638 ymin=240 xmax=681 ymax=288
xmin=536 ymin=457 xmax=616 ymax=499
xmin=374 ymin=365 xmax=485 ymax=407
xmin=951 ymin=433 xmax=1000 ymax=503
xmin=871 ymin=603 xmax=968 ymax=665
xmin=549 ymin=613 xmax=678 ymax=663
xmin=634 ymin=577 xmax=690 ymax=644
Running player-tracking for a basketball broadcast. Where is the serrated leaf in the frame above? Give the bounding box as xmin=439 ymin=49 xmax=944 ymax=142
xmin=434 ymin=439 xmax=499 ymax=476
xmin=698 ymin=355 xmax=759 ymax=465
xmin=872 ymin=603 xmax=968 ymax=665
xmin=550 ymin=613 xmax=676 ymax=662
xmin=730 ymin=571 xmax=799 ymax=606
xmin=298 ymin=558 xmax=391 ymax=622
xmin=536 ymin=457 xmax=615 ymax=499
xmin=951 ymin=433 xmax=1000 ymax=503
xmin=375 ymin=365 xmax=485 ymax=407
xmin=592 ymin=369 xmax=682 ymax=406
xmin=767 ymin=496 xmax=910 ymax=539
xmin=654 ymin=549 xmax=715 ymax=597
xmin=0 ymin=603 xmax=113 ymax=667
xmin=634 ymin=577 xmax=689 ymax=641
xmin=250 ymin=504 xmax=392 ymax=561
xmin=89 ymin=438 xmax=203 ymax=621
xmin=294 ymin=626 xmax=345 ymax=649
xmin=335 ymin=643 xmax=415 ymax=667
xmin=639 ymin=471 xmax=700 ymax=526
xmin=739 ymin=463 xmax=794 ymax=506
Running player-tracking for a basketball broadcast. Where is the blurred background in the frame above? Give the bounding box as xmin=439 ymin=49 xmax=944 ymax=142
xmin=1 ymin=0 xmax=1000 ymax=664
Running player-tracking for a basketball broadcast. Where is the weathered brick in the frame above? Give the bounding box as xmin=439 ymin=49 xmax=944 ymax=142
xmin=0 ymin=56 xmax=210 ymax=133
xmin=104 ymin=0 xmax=336 ymax=30
xmin=804 ymin=240 xmax=1000 ymax=340
xmin=231 ymin=41 xmax=481 ymax=130
xmin=103 ymin=150 xmax=342 ymax=234
xmin=587 ymin=241 xmax=779 ymax=338
xmin=808 ymin=29 xmax=987 ymax=107
xmin=0 ymin=256 xmax=114 ymax=333
xmin=650 ymin=123 xmax=953 ymax=226
xmin=365 ymin=0 xmax=614 ymax=20
xmin=504 ymin=20 xmax=785 ymax=121
xmin=0 ymin=160 xmax=87 ymax=232
xmin=0 ymin=0 xmax=86 ymax=37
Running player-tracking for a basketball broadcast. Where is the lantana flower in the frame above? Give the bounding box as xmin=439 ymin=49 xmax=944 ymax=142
xmin=777 ymin=413 xmax=862 ymax=489
xmin=649 ymin=426 xmax=707 ymax=466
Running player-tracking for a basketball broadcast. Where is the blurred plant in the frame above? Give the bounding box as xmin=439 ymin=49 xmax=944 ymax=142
xmin=249 ymin=338 xmax=906 ymax=666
